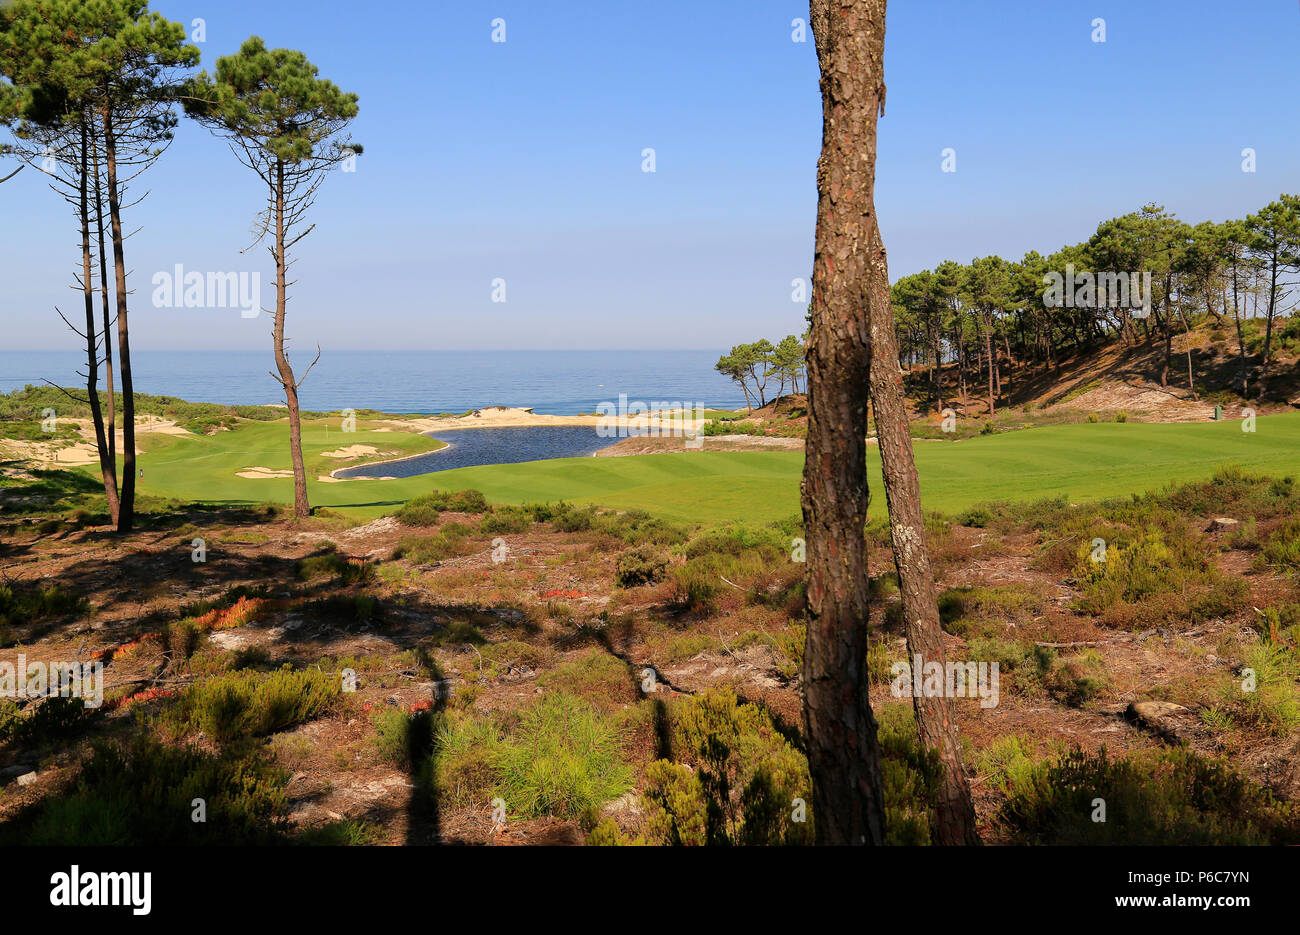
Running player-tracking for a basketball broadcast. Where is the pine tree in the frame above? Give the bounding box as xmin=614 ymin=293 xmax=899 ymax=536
xmin=185 ymin=37 xmax=361 ymax=519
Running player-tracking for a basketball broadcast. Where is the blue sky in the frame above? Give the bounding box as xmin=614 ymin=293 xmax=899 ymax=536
xmin=3 ymin=0 xmax=1297 ymax=351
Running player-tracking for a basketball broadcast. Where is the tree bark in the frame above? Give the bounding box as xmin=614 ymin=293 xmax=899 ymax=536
xmin=801 ymin=0 xmax=889 ymax=846
xmin=273 ymin=159 xmax=311 ymax=518
xmin=1230 ymin=258 xmax=1248 ymax=397
xmin=102 ymin=104 xmax=135 ymax=533
xmin=76 ymin=120 xmax=117 ymax=518
xmin=90 ymin=121 xmax=119 ymax=525
xmin=866 ymin=230 xmax=982 ymax=847
xmin=1260 ymin=247 xmax=1278 ymax=396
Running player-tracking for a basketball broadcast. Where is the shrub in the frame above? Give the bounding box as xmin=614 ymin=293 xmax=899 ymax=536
xmin=490 ymin=693 xmax=631 ymax=820
xmin=701 ymin=419 xmax=759 ymax=436
xmin=371 ymin=704 xmax=435 ymax=768
xmin=0 ymin=695 xmax=87 ymax=746
xmin=975 ymin=735 xmax=1044 ymax=797
xmin=0 ymin=583 xmax=90 ymax=628
xmin=296 ymin=551 xmax=375 ymax=584
xmin=1262 ymin=517 xmax=1300 ymax=570
xmin=162 ymin=666 xmax=339 ymax=743
xmin=616 ymin=545 xmax=669 ymax=588
xmin=395 ymin=489 xmax=489 ymax=523
xmin=642 ymin=689 xmax=812 ymax=846
xmin=1000 ymin=747 xmax=1297 ymax=845
xmin=392 ymin=527 xmax=475 ymax=564
xmin=479 ymin=507 xmax=532 ymax=534
xmin=1 ymin=737 xmax=289 ymax=845
xmin=429 ymin=712 xmax=503 ymax=808
xmin=1074 ymin=519 xmax=1247 ymax=625
xmin=1223 ymin=641 xmax=1300 ymax=736
xmin=536 ymin=650 xmax=634 ymax=710
xmin=937 ymin=583 xmax=1044 ymax=636
xmin=394 ymin=495 xmax=440 ymax=526
xmin=1044 ymin=649 xmax=1109 ymax=707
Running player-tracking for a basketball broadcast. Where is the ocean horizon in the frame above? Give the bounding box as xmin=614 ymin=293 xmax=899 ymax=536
xmin=0 ymin=349 xmax=751 ymax=416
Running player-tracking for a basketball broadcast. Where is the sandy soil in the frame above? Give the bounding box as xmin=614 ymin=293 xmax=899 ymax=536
xmin=379 ymin=405 xmax=709 ymax=432
xmin=0 ymin=417 xmax=191 ymax=467
xmin=236 ymin=467 xmax=295 ymax=479
xmin=321 ymin=444 xmax=379 ymax=459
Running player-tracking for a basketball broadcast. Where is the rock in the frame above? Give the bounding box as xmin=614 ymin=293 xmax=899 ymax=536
xmin=208 ymin=630 xmax=249 ymax=650
xmin=16 ymin=771 xmax=38 ymax=786
xmin=1126 ymin=700 xmax=1191 ymax=743
xmin=0 ymin=764 xmax=34 ymax=779
xmin=1207 ymin=517 xmax=1240 ymax=533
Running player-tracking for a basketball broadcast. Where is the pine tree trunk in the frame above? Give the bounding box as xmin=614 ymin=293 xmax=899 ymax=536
xmin=866 ymin=247 xmax=981 ymax=849
xmin=1260 ymin=250 xmax=1278 ymax=396
xmin=1232 ymin=262 xmax=1248 ymax=397
xmin=76 ymin=121 xmax=116 ymax=518
xmin=102 ymin=105 xmax=135 ymax=533
xmin=272 ymin=160 xmax=311 ymax=519
xmin=801 ymin=0 xmax=889 ymax=846
xmin=91 ymin=121 xmax=119 ymax=525
xmin=984 ymin=318 xmax=995 ymax=415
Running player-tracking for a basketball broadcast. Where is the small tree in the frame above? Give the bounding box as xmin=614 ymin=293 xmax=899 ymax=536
xmin=771 ymin=333 xmax=806 ymax=397
xmin=185 ymin=37 xmax=361 ymax=518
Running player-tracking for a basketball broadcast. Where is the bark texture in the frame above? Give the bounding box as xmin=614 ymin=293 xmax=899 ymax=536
xmin=801 ymin=0 xmax=889 ymax=847
xmin=867 ymin=237 xmax=982 ymax=847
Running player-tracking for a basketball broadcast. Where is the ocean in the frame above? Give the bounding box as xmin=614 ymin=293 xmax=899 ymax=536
xmin=0 ymin=349 xmax=749 ymax=415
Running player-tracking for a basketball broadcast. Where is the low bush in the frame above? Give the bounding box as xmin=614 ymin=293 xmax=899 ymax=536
xmin=616 ymin=545 xmax=670 ymax=588
xmin=161 ymin=666 xmax=339 ymax=743
xmin=1000 ymin=747 xmax=1297 ymax=845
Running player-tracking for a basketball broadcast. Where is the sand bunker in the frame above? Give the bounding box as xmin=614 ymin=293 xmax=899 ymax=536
xmin=0 ymin=416 xmax=190 ymax=468
xmin=236 ymin=466 xmax=295 ymax=479
xmin=321 ymin=444 xmax=379 ymax=459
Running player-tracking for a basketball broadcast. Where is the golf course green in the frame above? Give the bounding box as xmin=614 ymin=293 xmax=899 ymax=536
xmin=117 ymin=410 xmax=1300 ymax=525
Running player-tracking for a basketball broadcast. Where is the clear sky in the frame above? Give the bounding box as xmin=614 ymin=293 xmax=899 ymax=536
xmin=3 ymin=0 xmax=1297 ymax=351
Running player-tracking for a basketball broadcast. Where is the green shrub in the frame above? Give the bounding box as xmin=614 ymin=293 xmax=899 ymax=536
xmin=394 ymin=495 xmax=440 ymax=526
xmin=1262 ymin=517 xmax=1300 ymax=570
xmin=371 ymin=704 xmax=435 ymax=769
xmin=616 ymin=545 xmax=669 ymax=588
xmin=490 ymin=693 xmax=631 ymax=820
xmin=479 ymin=507 xmax=532 ymax=534
xmin=395 ymin=489 xmax=489 ymax=523
xmin=0 ymin=582 xmax=90 ymax=627
xmin=643 ymin=689 xmax=812 ymax=846
xmin=1000 ymin=747 xmax=1297 ymax=845
xmin=163 ymin=666 xmax=339 ymax=743
xmin=1044 ymin=649 xmax=1110 ymax=707
xmin=392 ymin=526 xmax=475 ymax=564
xmin=701 ymin=419 xmax=759 ymax=436
xmin=0 ymin=695 xmax=87 ymax=746
xmin=537 ymin=650 xmax=635 ymax=711
xmin=296 ymin=551 xmax=375 ymax=584
xmin=2 ymin=737 xmax=289 ymax=845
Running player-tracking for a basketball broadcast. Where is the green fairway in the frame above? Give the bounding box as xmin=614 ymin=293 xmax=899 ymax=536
xmin=123 ymin=412 xmax=1300 ymax=525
